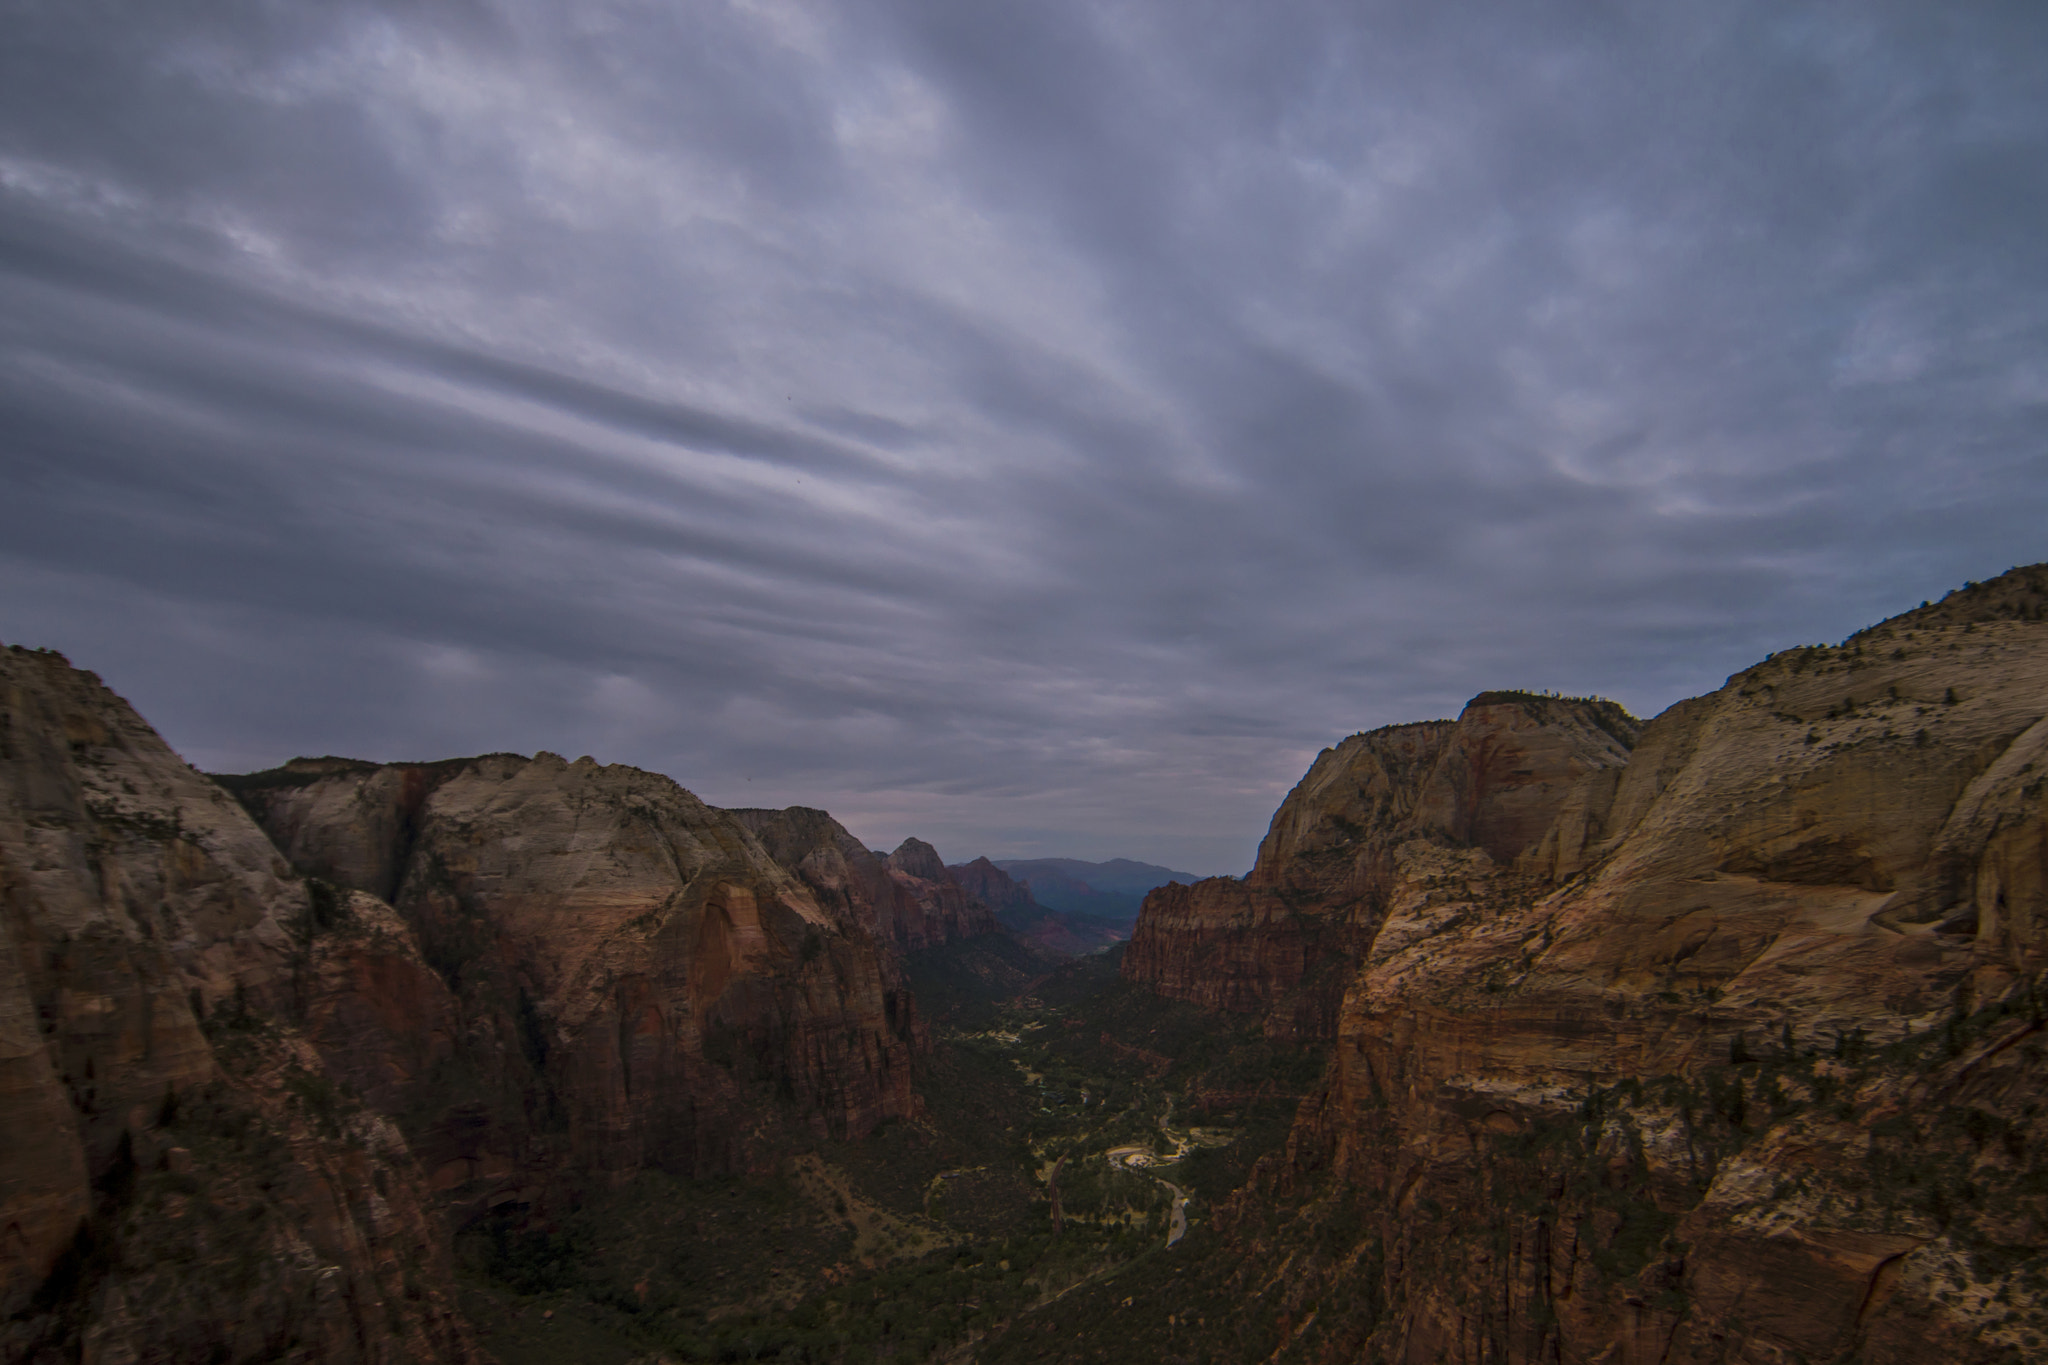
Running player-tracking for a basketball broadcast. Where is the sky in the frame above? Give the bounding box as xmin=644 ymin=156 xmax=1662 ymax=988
xmin=3 ymin=1 xmax=2046 ymax=875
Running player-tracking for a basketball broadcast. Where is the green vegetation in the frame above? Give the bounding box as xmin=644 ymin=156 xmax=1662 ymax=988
xmin=455 ymin=947 xmax=1325 ymax=1364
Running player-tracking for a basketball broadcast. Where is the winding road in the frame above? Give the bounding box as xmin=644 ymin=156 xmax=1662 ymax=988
xmin=1104 ymin=1105 xmax=1195 ymax=1248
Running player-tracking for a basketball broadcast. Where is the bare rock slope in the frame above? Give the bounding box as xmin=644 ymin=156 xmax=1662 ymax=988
xmin=227 ymin=757 xmax=924 ymax=1194
xmin=0 ymin=646 xmax=477 ymax=1363
xmin=1123 ymin=692 xmax=1638 ymax=1038
xmin=1154 ymin=566 xmax=2048 ymax=1364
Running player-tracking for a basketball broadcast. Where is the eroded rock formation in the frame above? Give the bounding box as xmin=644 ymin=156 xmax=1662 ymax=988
xmin=946 ymin=856 xmax=1034 ymax=920
xmin=1123 ymin=693 xmax=1638 ymax=1038
xmin=0 ymin=646 xmax=477 ymax=1362
xmin=1173 ymin=566 xmax=2048 ymax=1363
xmin=230 ymin=758 xmax=924 ymax=1194
xmin=949 ymin=857 xmax=1127 ymax=956
xmin=882 ymin=838 xmax=1001 ymax=949
xmin=0 ymin=658 xmax=932 ymax=1360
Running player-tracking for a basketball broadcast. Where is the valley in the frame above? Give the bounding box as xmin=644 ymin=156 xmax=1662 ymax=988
xmin=448 ymin=950 xmax=1320 ymax=1364
xmin=4 ymin=563 xmax=2046 ymax=1363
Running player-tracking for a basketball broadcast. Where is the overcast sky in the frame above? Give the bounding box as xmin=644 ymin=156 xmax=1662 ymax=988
xmin=3 ymin=1 xmax=2045 ymax=874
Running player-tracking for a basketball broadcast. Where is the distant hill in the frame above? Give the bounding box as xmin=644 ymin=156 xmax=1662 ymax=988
xmin=989 ymin=857 xmax=1197 ymax=926
xmin=947 ymin=856 xmax=1128 ymax=955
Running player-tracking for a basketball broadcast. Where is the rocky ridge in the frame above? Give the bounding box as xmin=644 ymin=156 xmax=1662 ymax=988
xmin=1 ymin=655 xmax=951 ymax=1362
xmin=948 ymin=857 xmax=1128 ymax=956
xmin=1123 ymin=692 xmax=1638 ymax=1038
xmin=1133 ymin=565 xmax=2048 ymax=1364
xmin=0 ymin=646 xmax=478 ymax=1362
xmin=226 ymin=757 xmax=924 ymax=1192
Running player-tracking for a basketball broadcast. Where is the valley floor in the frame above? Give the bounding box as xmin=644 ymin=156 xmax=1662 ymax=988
xmin=453 ymin=947 xmax=1321 ymax=1364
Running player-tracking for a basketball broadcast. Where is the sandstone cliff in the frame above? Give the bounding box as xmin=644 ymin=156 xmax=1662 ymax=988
xmin=882 ymin=837 xmax=1001 ymax=948
xmin=228 ymin=758 xmax=923 ymax=1197
xmin=949 ymin=857 xmax=1127 ymax=956
xmin=726 ymin=808 xmax=1001 ymax=956
xmin=946 ymin=856 xmax=1035 ymax=920
xmin=0 ymin=646 xmax=477 ymax=1362
xmin=1189 ymin=566 xmax=2048 ymax=1363
xmin=1123 ymin=693 xmax=1638 ymax=1038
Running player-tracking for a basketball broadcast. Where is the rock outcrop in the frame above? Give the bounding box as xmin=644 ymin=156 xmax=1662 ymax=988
xmin=882 ymin=838 xmax=1001 ymax=948
xmin=728 ymin=807 xmax=999 ymax=957
xmin=1123 ymin=693 xmax=1638 ymax=1037
xmin=1193 ymin=566 xmax=2048 ymax=1364
xmin=949 ymin=857 xmax=1127 ymax=956
xmin=0 ymin=646 xmax=477 ymax=1362
xmin=227 ymin=759 xmax=923 ymax=1196
xmin=947 ymin=856 xmax=1035 ymax=919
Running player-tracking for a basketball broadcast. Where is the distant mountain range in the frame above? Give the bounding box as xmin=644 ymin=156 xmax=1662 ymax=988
xmin=989 ymin=857 xmax=1198 ymax=926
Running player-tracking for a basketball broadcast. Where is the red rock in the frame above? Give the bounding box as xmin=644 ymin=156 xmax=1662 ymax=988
xmin=1201 ymin=566 xmax=2048 ymax=1363
xmin=0 ymin=645 xmax=480 ymax=1361
xmin=1123 ymin=693 xmax=1637 ymax=1037
xmin=236 ymin=757 xmax=922 ymax=1189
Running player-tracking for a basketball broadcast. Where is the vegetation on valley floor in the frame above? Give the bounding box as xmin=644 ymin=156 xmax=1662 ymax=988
xmin=453 ymin=945 xmax=1324 ymax=1364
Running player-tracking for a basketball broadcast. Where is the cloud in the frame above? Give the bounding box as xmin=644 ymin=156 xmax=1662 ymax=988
xmin=3 ymin=0 xmax=2046 ymax=874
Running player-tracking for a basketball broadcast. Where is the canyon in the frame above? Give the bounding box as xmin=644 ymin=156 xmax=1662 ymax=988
xmin=2 ymin=564 xmax=2044 ymax=1364
xmin=1112 ymin=564 xmax=2048 ymax=1364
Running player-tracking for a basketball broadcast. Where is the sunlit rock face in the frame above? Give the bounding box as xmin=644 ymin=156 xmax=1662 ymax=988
xmin=1217 ymin=567 xmax=2048 ymax=1364
xmin=1122 ymin=693 xmax=1638 ymax=1038
xmin=232 ymin=759 xmax=923 ymax=1192
xmin=0 ymin=646 xmax=478 ymax=1362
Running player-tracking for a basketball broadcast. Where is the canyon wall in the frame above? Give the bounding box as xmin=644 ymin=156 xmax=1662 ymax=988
xmin=728 ymin=809 xmax=998 ymax=955
xmin=946 ymin=856 xmax=1034 ymax=920
xmin=1190 ymin=566 xmax=2048 ymax=1364
xmin=0 ymin=660 xmax=934 ymax=1360
xmin=229 ymin=760 xmax=924 ymax=1196
xmin=1123 ymin=694 xmax=1638 ymax=1038
xmin=949 ymin=857 xmax=1127 ymax=956
xmin=0 ymin=646 xmax=478 ymax=1362
xmin=882 ymin=837 xmax=1002 ymax=948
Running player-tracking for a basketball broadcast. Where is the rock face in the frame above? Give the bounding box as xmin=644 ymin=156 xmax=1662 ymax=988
xmin=882 ymin=837 xmax=1001 ymax=948
xmin=949 ymin=857 xmax=1127 ymax=956
xmin=728 ymin=807 xmax=999 ymax=956
xmin=0 ymin=646 xmax=477 ymax=1362
xmin=1123 ymin=693 xmax=1638 ymax=1038
xmin=1190 ymin=567 xmax=2048 ymax=1363
xmin=229 ymin=759 xmax=923 ymax=1193
xmin=947 ymin=856 xmax=1035 ymax=919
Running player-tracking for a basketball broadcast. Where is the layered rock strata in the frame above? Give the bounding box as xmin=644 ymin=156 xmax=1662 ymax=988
xmin=228 ymin=758 xmax=923 ymax=1193
xmin=0 ymin=646 xmax=477 ymax=1361
xmin=1202 ymin=566 xmax=2048 ymax=1363
xmin=1123 ymin=693 xmax=1638 ymax=1037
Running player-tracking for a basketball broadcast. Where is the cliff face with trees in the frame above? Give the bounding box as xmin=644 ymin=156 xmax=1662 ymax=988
xmin=228 ymin=757 xmax=926 ymax=1187
xmin=0 ymin=648 xmax=480 ymax=1362
xmin=1127 ymin=565 xmax=2048 ymax=1363
xmin=8 ymin=566 xmax=2047 ymax=1364
xmin=0 ymin=655 xmax=959 ymax=1362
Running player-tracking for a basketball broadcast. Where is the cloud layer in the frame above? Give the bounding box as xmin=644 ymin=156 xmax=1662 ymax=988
xmin=4 ymin=0 xmax=2046 ymax=873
